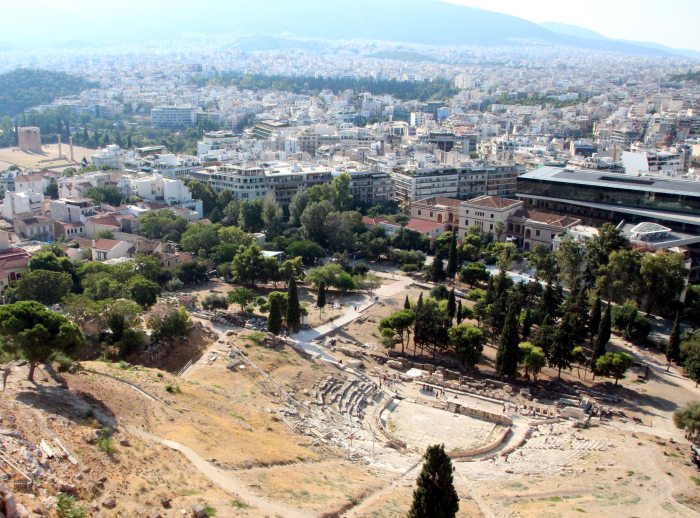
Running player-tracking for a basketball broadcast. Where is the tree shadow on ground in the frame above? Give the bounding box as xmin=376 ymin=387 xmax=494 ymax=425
xmin=15 ymin=383 xmax=118 ymax=429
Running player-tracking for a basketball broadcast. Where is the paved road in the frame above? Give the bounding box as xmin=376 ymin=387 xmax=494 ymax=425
xmin=290 ymin=274 xmax=416 ymax=363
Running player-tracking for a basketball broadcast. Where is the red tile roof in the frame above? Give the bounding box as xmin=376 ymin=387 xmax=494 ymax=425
xmin=405 ymin=219 xmax=444 ymax=233
xmin=516 ymin=209 xmax=580 ymax=228
xmin=362 ymin=216 xmax=390 ymax=226
xmin=93 ymin=239 xmax=122 ymax=250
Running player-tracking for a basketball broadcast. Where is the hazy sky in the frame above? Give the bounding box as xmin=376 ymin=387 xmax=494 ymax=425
xmin=2 ymin=0 xmax=699 ymax=52
xmin=444 ymin=0 xmax=700 ymax=51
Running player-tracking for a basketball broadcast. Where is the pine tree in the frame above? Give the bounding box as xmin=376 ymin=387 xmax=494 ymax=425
xmin=404 ymin=295 xmax=411 ymax=309
xmin=589 ymin=294 xmax=602 ymax=345
xmin=126 ymin=133 xmax=133 ymax=148
xmin=446 ymin=232 xmax=458 ymax=279
xmin=591 ymin=304 xmax=611 ymax=369
xmin=317 ymin=281 xmax=327 ymax=318
xmin=447 ymin=288 xmax=457 ymax=320
xmin=666 ymin=312 xmax=681 ymax=371
xmin=496 ymin=304 xmax=520 ymax=377
xmin=408 ymin=444 xmax=459 ymax=518
xmin=413 ymin=293 xmax=425 ymax=355
xmin=456 ymin=300 xmax=463 ymax=324
xmin=268 ymin=296 xmax=282 ymax=335
xmin=286 ymin=276 xmax=301 ymax=333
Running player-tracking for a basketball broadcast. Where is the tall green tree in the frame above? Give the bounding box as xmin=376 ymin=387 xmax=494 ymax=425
xmin=231 ymin=244 xmax=267 ymax=287
xmin=268 ymin=295 xmax=283 ymax=335
xmin=495 ymin=304 xmax=520 ymax=377
xmin=595 ymin=352 xmax=633 ymax=385
xmin=408 ymin=444 xmax=459 ymax=518
xmin=449 ymin=324 xmax=484 ymax=367
xmin=0 ymin=301 xmax=85 ymax=381
xmin=430 ymin=254 xmax=446 ymax=283
xmin=317 ymin=281 xmax=327 ymax=315
xmin=589 ymin=293 xmax=602 ymax=345
xmin=262 ymin=195 xmax=284 ymax=238
xmin=673 ymin=401 xmax=700 ymax=441
xmin=447 ymin=288 xmax=457 ymax=320
xmin=446 ymin=232 xmax=458 ymax=279
xmin=379 ymin=309 xmax=416 ymax=354
xmin=286 ymin=276 xmax=301 ymax=332
xmin=239 ymin=199 xmax=265 ymax=233
xmin=7 ymin=270 xmax=72 ymax=305
xmin=666 ymin=312 xmax=682 ymax=371
xmin=404 ymin=295 xmax=411 ymax=310
xmin=640 ymin=251 xmax=688 ymax=315
xmin=591 ymin=304 xmax=611 ymax=369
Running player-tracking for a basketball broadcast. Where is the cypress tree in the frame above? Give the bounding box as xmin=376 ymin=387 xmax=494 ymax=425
xmin=268 ymin=296 xmax=282 ymax=335
xmin=446 ymin=232 xmax=458 ymax=279
xmin=317 ymin=281 xmax=326 ymax=320
xmin=591 ymin=304 xmax=611 ymax=369
xmin=408 ymin=444 xmax=459 ymax=518
xmin=456 ymin=300 xmax=463 ymax=324
xmin=286 ymin=276 xmax=301 ymax=332
xmin=404 ymin=295 xmax=411 ymax=309
xmin=521 ymin=308 xmax=533 ymax=340
xmin=666 ymin=312 xmax=681 ymax=371
xmin=317 ymin=281 xmax=327 ymax=311
xmin=447 ymin=288 xmax=457 ymax=320
xmin=589 ymin=294 xmax=602 ymax=345
xmin=495 ymin=304 xmax=520 ymax=377
xmin=413 ymin=292 xmax=425 ymax=355
xmin=550 ymin=314 xmax=575 ymax=378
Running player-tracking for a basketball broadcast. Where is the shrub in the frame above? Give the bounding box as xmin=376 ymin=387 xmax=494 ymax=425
xmin=52 ymin=351 xmax=75 ymax=373
xmin=612 ymin=301 xmax=651 ymax=341
xmin=466 ymin=288 xmax=487 ymax=301
xmin=56 ymin=493 xmax=88 ymax=518
xmin=94 ymin=428 xmax=116 ymax=456
xmin=401 ymin=264 xmax=418 ymax=272
xmin=202 ymin=293 xmax=228 ymax=310
xmin=430 ymin=285 xmax=449 ymax=300
xmin=165 ymin=383 xmax=182 ymax=394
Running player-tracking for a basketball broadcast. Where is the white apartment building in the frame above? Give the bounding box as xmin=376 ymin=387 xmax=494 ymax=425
xmin=190 ymin=165 xmax=269 ymax=201
xmin=91 ymin=144 xmax=127 ymax=169
xmin=197 ymin=131 xmax=239 ymax=156
xmin=130 ymin=174 xmax=191 ymax=204
xmin=50 ymin=197 xmax=96 ymax=224
xmin=1 ymin=190 xmax=44 ymax=222
xmin=390 ymin=163 xmax=518 ymax=203
xmin=151 ymin=105 xmax=196 ymax=128
xmin=189 ymin=163 xmax=333 ymax=211
xmin=138 ymin=153 xmax=201 ymax=179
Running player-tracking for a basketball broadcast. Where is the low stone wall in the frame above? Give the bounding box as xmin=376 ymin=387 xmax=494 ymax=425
xmin=449 ymin=402 xmax=512 ymax=427
xmin=449 ymin=427 xmax=512 ymax=460
xmin=374 ymin=394 xmax=407 ymax=450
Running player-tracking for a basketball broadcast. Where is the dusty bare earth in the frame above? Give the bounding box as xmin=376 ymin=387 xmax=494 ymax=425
xmin=0 ymin=144 xmax=96 ymax=170
xmin=2 ymin=272 xmax=700 ymax=517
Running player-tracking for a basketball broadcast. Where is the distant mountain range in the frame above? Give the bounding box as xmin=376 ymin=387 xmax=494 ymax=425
xmin=540 ymin=22 xmax=700 ymax=59
xmin=4 ymin=0 xmax=696 ymax=59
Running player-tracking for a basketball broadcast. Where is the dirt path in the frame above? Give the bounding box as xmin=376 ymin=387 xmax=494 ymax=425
xmin=343 ymin=459 xmax=422 ymax=517
xmin=125 ymin=425 xmax=310 ymax=518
